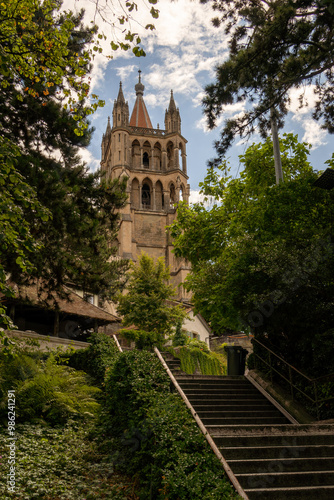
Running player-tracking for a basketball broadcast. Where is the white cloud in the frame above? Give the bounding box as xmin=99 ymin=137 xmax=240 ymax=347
xmin=189 ymin=189 xmax=216 ymax=208
xmin=195 ymin=101 xmax=246 ymax=132
xmin=78 ymin=147 xmax=100 ymax=172
xmin=301 ymin=120 xmax=327 ymax=148
xmin=288 ymin=85 xmax=317 ymax=115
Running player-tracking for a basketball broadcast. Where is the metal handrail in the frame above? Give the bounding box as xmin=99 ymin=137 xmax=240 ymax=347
xmin=252 ymin=338 xmax=334 ymax=420
xmin=113 ymin=334 xmax=123 ymax=353
xmin=154 ymin=347 xmax=249 ymax=500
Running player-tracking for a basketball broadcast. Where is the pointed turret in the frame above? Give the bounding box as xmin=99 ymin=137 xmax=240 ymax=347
xmin=168 ymin=90 xmax=177 ymax=112
xmin=117 ymin=81 xmax=126 ymax=104
xmin=129 ymin=71 xmax=153 ymax=128
xmin=106 ymin=116 xmax=111 ymax=135
xmin=112 ymin=82 xmax=129 ymax=128
xmin=165 ymin=90 xmax=181 ymax=133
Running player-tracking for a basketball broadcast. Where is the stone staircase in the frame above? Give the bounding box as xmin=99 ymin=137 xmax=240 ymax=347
xmin=161 ymin=352 xmax=334 ymax=499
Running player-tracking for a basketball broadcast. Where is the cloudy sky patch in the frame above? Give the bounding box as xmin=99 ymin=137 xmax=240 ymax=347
xmin=63 ymin=0 xmax=333 ymax=186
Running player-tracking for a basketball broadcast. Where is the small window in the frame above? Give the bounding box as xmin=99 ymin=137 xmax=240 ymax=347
xmin=118 ymin=133 xmax=121 ymax=142
xmin=143 ymin=152 xmax=149 ymax=168
xmin=142 ymin=183 xmax=151 ymax=208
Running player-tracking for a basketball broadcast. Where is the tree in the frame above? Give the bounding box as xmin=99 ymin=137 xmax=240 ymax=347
xmin=201 ymin=0 xmax=334 ymax=163
xmin=0 ymin=0 xmax=159 ymax=130
xmin=170 ymin=134 xmax=334 ymax=373
xmin=0 ymin=138 xmax=50 ymax=328
xmin=0 ymin=4 xmax=130 ymax=306
xmin=0 ymin=0 xmax=159 ymax=329
xmin=117 ymin=253 xmax=188 ymax=349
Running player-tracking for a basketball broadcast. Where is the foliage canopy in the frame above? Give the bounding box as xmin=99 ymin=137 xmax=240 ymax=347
xmin=0 ymin=0 xmax=137 ymax=329
xmin=117 ymin=253 xmax=187 ymax=348
xmin=201 ymin=0 xmax=334 ymax=162
xmin=170 ymin=134 xmax=334 ymax=373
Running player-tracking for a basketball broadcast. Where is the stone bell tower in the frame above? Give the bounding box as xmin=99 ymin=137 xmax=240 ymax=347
xmin=101 ymin=72 xmax=191 ymax=300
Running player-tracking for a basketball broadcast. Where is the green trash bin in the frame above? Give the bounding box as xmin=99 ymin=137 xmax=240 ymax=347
xmin=224 ymin=346 xmax=248 ymax=376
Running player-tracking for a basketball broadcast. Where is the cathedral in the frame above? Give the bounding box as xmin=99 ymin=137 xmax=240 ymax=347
xmin=100 ymin=72 xmax=191 ymax=301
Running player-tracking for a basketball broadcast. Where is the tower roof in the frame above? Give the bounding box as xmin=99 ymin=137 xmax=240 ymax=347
xmin=129 ymin=71 xmax=153 ymax=128
xmin=116 ymin=81 xmax=126 ymax=104
xmin=168 ymin=90 xmax=177 ymax=112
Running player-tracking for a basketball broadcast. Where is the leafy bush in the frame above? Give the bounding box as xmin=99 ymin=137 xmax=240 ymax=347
xmin=119 ymin=328 xmax=164 ymax=350
xmin=0 ymin=350 xmax=101 ymax=425
xmin=169 ymin=344 xmax=227 ymax=376
xmin=172 ymin=322 xmax=188 ymax=347
xmin=68 ymin=331 xmax=120 ymax=384
xmin=101 ymin=350 xmax=239 ymax=499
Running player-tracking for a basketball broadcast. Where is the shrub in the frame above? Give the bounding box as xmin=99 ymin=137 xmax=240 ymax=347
xmin=119 ymin=328 xmax=164 ymax=350
xmin=0 ymin=350 xmax=101 ymax=425
xmin=68 ymin=331 xmax=120 ymax=384
xmin=101 ymin=350 xmax=240 ymax=499
xmin=172 ymin=322 xmax=188 ymax=347
xmin=169 ymin=344 xmax=227 ymax=376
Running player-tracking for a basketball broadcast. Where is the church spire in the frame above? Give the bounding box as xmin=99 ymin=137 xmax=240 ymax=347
xmin=116 ymin=81 xmax=126 ymax=104
xmin=129 ymin=71 xmax=153 ymax=128
xmin=165 ymin=89 xmax=181 ymax=133
xmin=168 ymin=90 xmax=177 ymax=112
xmin=112 ymin=82 xmax=129 ymax=127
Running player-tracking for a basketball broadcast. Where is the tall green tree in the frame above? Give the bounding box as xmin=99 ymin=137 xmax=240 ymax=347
xmin=0 ymin=4 xmax=129 ymax=306
xmin=117 ymin=253 xmax=187 ymax=349
xmin=0 ymin=0 xmax=161 ymax=331
xmin=170 ymin=134 xmax=334 ymax=373
xmin=0 ymin=137 xmax=50 ymax=328
xmin=201 ymin=0 xmax=334 ymax=163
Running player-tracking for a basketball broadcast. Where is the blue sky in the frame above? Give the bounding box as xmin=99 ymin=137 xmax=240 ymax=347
xmin=64 ymin=0 xmax=334 ymax=201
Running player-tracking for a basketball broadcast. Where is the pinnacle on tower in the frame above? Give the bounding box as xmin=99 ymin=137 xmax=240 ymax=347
xmin=165 ymin=89 xmax=181 ymax=133
xmin=106 ymin=116 xmax=111 ymax=134
xmin=116 ymin=81 xmax=126 ymax=103
xmin=168 ymin=90 xmax=177 ymax=112
xmin=112 ymin=82 xmax=129 ymax=127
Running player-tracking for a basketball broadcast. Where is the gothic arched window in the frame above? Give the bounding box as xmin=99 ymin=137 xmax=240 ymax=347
xmin=142 ymin=183 xmax=151 ymax=209
xmin=170 ymin=183 xmax=176 ymax=207
xmin=143 ymin=152 xmax=149 ymax=168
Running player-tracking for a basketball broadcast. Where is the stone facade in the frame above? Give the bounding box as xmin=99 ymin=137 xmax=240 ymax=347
xmin=101 ymin=72 xmax=191 ymax=300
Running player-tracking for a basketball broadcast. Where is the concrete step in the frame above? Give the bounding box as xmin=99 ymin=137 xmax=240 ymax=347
xmin=162 ymin=351 xmax=334 ymax=499
xmin=181 ymin=388 xmax=261 ymax=396
xmin=177 ymin=378 xmax=253 ymax=385
xmin=166 ymin=360 xmax=181 ymax=367
xmin=228 ymin=457 xmax=334 ymax=474
xmin=212 ymin=428 xmax=334 ymax=447
xmin=188 ymin=397 xmax=271 ymax=405
xmin=178 ymin=383 xmax=258 ymax=391
xmin=201 ymin=416 xmax=289 ymax=425
xmin=175 ymin=375 xmax=245 ymax=381
xmin=187 ymin=393 xmax=267 ymax=401
xmin=192 ymin=403 xmax=276 ymax=411
xmin=244 ymin=485 xmax=334 ymax=500
xmin=236 ymin=470 xmax=334 ymax=489
xmin=221 ymin=445 xmax=334 ymax=460
xmin=196 ymin=409 xmax=287 ymax=419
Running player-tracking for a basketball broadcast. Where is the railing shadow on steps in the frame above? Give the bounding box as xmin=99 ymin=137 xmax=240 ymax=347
xmin=252 ymin=338 xmax=334 ymax=421
xmin=154 ymin=347 xmax=249 ymax=500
